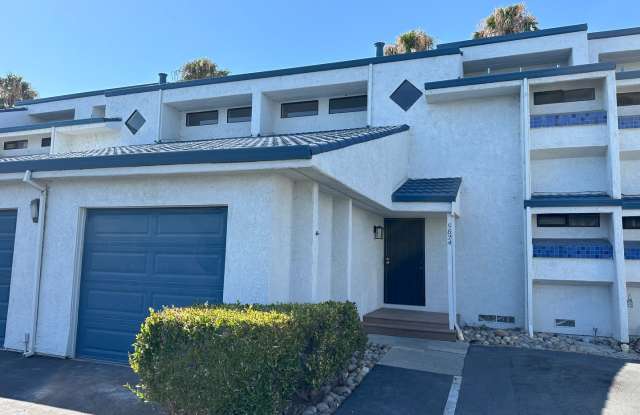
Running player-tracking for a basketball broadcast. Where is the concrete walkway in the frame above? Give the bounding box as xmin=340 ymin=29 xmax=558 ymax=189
xmin=336 ymin=335 xmax=468 ymax=415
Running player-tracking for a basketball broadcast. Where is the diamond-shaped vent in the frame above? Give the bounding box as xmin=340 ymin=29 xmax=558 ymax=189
xmin=390 ymin=80 xmax=422 ymax=111
xmin=125 ymin=110 xmax=146 ymax=134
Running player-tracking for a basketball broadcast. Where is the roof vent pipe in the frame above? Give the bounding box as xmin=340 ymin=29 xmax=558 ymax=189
xmin=374 ymin=42 xmax=385 ymax=57
xmin=158 ymin=73 xmax=168 ymax=84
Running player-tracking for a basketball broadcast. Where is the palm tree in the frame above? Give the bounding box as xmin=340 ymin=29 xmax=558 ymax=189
xmin=0 ymin=73 xmax=38 ymax=108
xmin=384 ymin=29 xmax=434 ymax=56
xmin=179 ymin=58 xmax=230 ymax=81
xmin=473 ymin=3 xmax=539 ymax=39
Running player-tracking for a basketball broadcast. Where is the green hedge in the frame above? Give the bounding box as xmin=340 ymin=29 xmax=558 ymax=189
xmin=130 ymin=302 xmax=367 ymax=415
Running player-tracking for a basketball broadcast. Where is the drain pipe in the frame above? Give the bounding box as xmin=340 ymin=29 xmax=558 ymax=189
xmin=22 ymin=170 xmax=47 ymax=357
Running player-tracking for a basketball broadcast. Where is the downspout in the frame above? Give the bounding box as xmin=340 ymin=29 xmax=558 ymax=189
xmin=22 ymin=170 xmax=47 ymax=357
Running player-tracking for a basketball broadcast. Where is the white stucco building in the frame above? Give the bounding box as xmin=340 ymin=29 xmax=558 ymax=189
xmin=1 ymin=23 xmax=640 ymax=362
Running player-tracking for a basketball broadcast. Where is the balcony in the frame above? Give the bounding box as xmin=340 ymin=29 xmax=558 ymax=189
xmin=532 ymin=238 xmax=615 ymax=284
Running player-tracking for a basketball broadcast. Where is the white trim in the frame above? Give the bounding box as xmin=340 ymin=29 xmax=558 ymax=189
xmin=524 ymin=207 xmax=534 ymax=336
xmin=67 ymin=208 xmax=87 ymax=358
xmin=605 ymin=72 xmax=622 ymax=198
xmin=310 ymin=183 xmax=320 ymax=302
xmin=447 ymin=213 xmax=456 ymax=330
xmin=367 ymin=64 xmax=373 ymax=126
xmin=612 ymin=208 xmax=629 ymax=342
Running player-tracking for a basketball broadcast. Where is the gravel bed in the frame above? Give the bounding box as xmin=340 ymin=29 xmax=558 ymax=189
xmin=464 ymin=326 xmax=640 ymax=360
xmin=285 ymin=343 xmax=389 ymax=415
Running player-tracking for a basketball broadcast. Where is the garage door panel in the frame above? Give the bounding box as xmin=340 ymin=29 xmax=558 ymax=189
xmin=0 ymin=210 xmax=16 ymax=347
xmin=76 ymin=207 xmax=227 ymax=362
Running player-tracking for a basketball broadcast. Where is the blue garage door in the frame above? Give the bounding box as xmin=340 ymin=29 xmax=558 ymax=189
xmin=0 ymin=210 xmax=17 ymax=347
xmin=76 ymin=207 xmax=227 ymax=363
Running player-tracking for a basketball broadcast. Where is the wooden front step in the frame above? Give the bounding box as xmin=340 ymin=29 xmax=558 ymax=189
xmin=362 ymin=308 xmax=457 ymax=342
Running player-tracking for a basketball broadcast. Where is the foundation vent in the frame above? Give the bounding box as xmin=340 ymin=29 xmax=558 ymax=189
xmin=555 ymin=319 xmax=576 ymax=327
xmin=478 ymin=314 xmax=515 ymax=324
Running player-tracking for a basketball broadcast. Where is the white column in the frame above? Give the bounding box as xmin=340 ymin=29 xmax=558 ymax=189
xmin=524 ymin=207 xmax=534 ymax=336
xmin=605 ymin=72 xmax=622 ymax=199
xmin=49 ymin=127 xmax=57 ymax=154
xmin=367 ymin=64 xmax=373 ymax=126
xmin=446 ymin=213 xmax=457 ymax=331
xmin=289 ymin=181 xmax=319 ymax=302
xmin=331 ymin=198 xmax=353 ymax=301
xmin=521 ymin=78 xmax=532 ymax=199
xmin=612 ymin=208 xmax=629 ymax=342
xmin=250 ymin=90 xmax=262 ymax=137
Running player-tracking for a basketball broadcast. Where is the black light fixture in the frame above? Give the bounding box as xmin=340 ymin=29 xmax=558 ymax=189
xmin=30 ymin=198 xmax=40 ymax=223
xmin=373 ymin=225 xmax=384 ymax=240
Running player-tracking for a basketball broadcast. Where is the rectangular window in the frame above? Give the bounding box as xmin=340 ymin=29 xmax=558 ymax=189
xmin=227 ymin=107 xmax=251 ymax=123
xmin=41 ymin=137 xmax=51 ymax=147
xmin=186 ymin=110 xmax=218 ymax=126
xmin=617 ymin=92 xmax=640 ymax=107
xmin=329 ymin=95 xmax=367 ymax=114
xmin=537 ymin=214 xmax=600 ymax=227
xmin=555 ymin=319 xmax=576 ymax=327
xmin=281 ymin=100 xmax=318 ymax=118
xmin=533 ymin=88 xmax=595 ymax=105
xmin=623 ymin=216 xmax=640 ymax=229
xmin=3 ymin=140 xmax=28 ymax=150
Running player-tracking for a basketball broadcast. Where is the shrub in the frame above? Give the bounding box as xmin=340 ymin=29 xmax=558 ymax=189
xmin=130 ymin=301 xmax=367 ymax=415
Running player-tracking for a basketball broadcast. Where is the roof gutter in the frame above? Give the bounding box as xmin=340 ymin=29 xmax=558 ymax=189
xmin=21 ymin=170 xmax=47 ymax=357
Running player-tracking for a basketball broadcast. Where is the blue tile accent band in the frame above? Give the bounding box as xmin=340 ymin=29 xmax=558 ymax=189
xmin=625 ymin=241 xmax=640 ymax=260
xmin=530 ymin=111 xmax=607 ymax=128
xmin=619 ymin=115 xmax=640 ymax=129
xmin=533 ymin=239 xmax=613 ymax=259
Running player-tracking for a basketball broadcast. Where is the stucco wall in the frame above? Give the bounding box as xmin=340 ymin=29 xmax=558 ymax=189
xmin=533 ymin=282 xmax=613 ymax=337
xmin=621 ymin=159 xmax=640 ymax=195
xmin=628 ymin=285 xmax=640 ymax=336
xmin=425 ymin=215 xmax=448 ymax=313
xmin=531 ymin=156 xmax=609 ymax=194
xmin=2 ymin=173 xmax=294 ymax=356
xmin=350 ymin=205 xmax=384 ymax=315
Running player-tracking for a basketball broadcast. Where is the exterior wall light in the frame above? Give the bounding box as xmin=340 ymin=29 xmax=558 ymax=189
xmin=628 ymin=294 xmax=634 ymax=309
xmin=30 ymin=198 xmax=40 ymax=223
xmin=373 ymin=225 xmax=384 ymax=240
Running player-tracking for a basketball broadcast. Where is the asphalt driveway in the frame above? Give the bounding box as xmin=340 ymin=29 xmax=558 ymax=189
xmin=0 ymin=351 xmax=162 ymax=415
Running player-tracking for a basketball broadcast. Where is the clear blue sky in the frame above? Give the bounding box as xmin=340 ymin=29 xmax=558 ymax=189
xmin=2 ymin=0 xmax=639 ymax=98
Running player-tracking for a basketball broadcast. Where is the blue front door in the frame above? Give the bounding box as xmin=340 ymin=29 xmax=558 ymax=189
xmin=384 ymin=218 xmax=425 ymax=306
xmin=0 ymin=210 xmax=17 ymax=347
xmin=76 ymin=207 xmax=227 ymax=363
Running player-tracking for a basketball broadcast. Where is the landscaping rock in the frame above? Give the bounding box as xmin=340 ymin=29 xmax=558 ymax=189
xmin=463 ymin=326 xmax=640 ymax=360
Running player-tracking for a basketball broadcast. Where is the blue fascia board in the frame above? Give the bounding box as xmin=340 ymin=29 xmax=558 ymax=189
xmin=616 ymin=70 xmax=640 ymax=81
xmin=0 ymin=118 xmax=122 ymax=135
xmin=425 ymin=62 xmax=616 ymax=91
xmin=524 ymin=196 xmax=622 ymax=208
xmin=437 ymin=24 xmax=588 ymax=50
xmin=17 ymin=49 xmax=461 ymax=105
xmin=0 ymin=146 xmax=313 ymax=174
xmin=392 ymin=194 xmax=456 ymax=203
xmin=623 ymin=197 xmax=640 ymax=209
xmin=0 ymin=107 xmax=27 ymax=113
xmin=588 ymin=27 xmax=640 ymax=40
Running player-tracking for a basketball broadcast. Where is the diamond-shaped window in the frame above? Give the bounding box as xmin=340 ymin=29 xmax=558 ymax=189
xmin=125 ymin=110 xmax=146 ymax=134
xmin=390 ymin=80 xmax=422 ymax=111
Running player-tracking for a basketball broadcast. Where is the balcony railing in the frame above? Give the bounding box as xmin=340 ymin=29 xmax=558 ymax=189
xmin=530 ymin=111 xmax=607 ymax=128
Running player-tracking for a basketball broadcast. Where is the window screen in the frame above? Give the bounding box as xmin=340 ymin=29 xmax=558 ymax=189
xmin=3 ymin=140 xmax=28 ymax=150
xmin=329 ymin=95 xmax=367 ymax=114
xmin=186 ymin=110 xmax=219 ymax=126
xmin=617 ymin=92 xmax=640 ymax=107
xmin=537 ymin=214 xmax=599 ymax=227
xmin=623 ymin=216 xmax=640 ymax=229
xmin=281 ymin=100 xmax=318 ymax=118
xmin=227 ymin=107 xmax=251 ymax=123
xmin=534 ymin=88 xmax=595 ymax=105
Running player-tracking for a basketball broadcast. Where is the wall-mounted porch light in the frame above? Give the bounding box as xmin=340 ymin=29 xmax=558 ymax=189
xmin=373 ymin=225 xmax=384 ymax=240
xmin=30 ymin=198 xmax=40 ymax=223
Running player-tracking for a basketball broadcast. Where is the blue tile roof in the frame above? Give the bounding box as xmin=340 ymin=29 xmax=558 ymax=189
xmin=0 ymin=118 xmax=121 ymax=134
xmin=525 ymin=193 xmax=621 ymax=208
xmin=0 ymin=125 xmax=408 ymax=174
xmin=392 ymin=177 xmax=462 ymax=202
